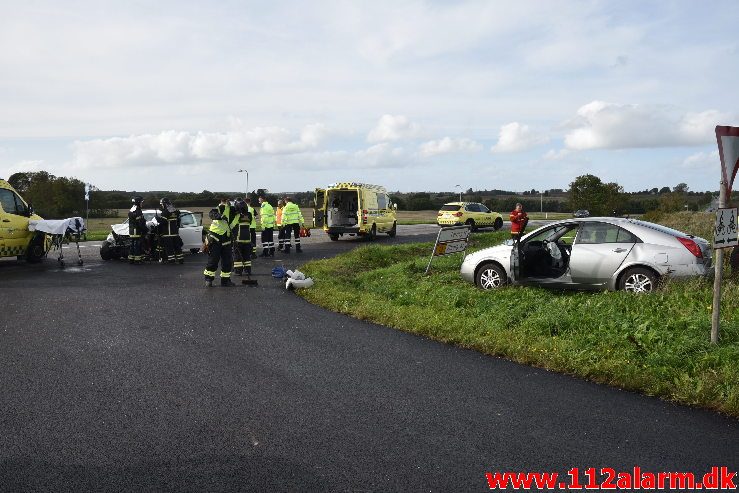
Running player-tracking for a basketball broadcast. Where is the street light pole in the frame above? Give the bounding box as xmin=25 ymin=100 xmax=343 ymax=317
xmin=455 ymin=184 xmax=462 ymax=202
xmin=238 ymin=169 xmax=249 ymax=198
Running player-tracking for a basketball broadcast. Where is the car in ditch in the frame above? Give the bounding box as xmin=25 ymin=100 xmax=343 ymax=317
xmin=460 ymin=217 xmax=712 ymax=293
xmin=100 ymin=209 xmax=204 ymax=260
xmin=437 ymin=202 xmax=504 ymax=231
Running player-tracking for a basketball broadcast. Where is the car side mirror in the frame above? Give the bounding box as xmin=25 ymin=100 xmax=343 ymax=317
xmin=505 ymin=239 xmax=514 ymax=246
xmin=393 ymin=203 xmax=398 ymax=210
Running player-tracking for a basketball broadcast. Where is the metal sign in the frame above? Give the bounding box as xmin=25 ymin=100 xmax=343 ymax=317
xmin=714 ymin=207 xmax=738 ymax=249
xmin=716 ymin=126 xmax=739 ymax=195
xmin=425 ymin=225 xmax=471 ymax=274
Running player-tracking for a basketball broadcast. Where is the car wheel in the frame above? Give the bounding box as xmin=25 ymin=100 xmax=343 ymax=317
xmin=388 ymin=222 xmax=397 ymax=237
xmin=26 ymin=233 xmax=46 ymax=263
xmin=619 ymin=267 xmax=658 ymax=293
xmin=465 ymin=219 xmax=476 ymax=232
xmin=329 ymin=234 xmax=340 ymax=241
xmin=475 ymin=262 xmax=507 ymax=290
xmin=493 ymin=217 xmax=503 ymax=231
xmin=100 ymin=241 xmax=114 ymax=260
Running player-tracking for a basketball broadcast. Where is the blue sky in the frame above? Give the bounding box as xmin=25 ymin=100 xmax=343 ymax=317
xmin=1 ymin=0 xmax=737 ymax=193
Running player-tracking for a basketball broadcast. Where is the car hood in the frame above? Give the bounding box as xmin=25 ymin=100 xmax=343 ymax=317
xmin=464 ymin=243 xmax=512 ymax=263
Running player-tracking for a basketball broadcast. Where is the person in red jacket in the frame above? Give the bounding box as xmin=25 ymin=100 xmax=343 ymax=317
xmin=510 ymin=203 xmax=528 ymax=242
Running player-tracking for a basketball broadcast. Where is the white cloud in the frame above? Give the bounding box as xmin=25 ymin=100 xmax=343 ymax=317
xmin=491 ymin=122 xmax=548 ymax=153
xmin=418 ymin=137 xmax=482 ymax=157
xmin=6 ymin=160 xmax=47 ymax=175
xmin=564 ymin=101 xmax=731 ymax=150
xmin=681 ymin=150 xmax=719 ymax=170
xmin=542 ymin=149 xmax=572 ymax=160
xmin=72 ymin=122 xmax=327 ymax=168
xmin=367 ymin=115 xmax=419 ymax=143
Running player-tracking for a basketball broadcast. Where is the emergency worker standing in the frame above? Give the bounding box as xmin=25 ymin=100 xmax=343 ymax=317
xmin=510 ymin=202 xmax=529 ymax=242
xmin=275 ymin=199 xmax=285 ymax=251
xmin=203 ymin=198 xmax=240 ymax=287
xmin=128 ymin=196 xmax=147 ymax=264
xmin=158 ymin=197 xmax=183 ymax=264
xmin=259 ymin=195 xmax=276 ymax=257
xmin=281 ymin=196 xmax=304 ymax=253
xmin=245 ymin=198 xmax=258 ymax=258
xmin=232 ymin=199 xmax=253 ymax=276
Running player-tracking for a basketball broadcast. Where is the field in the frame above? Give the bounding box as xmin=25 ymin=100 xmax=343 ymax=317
xmin=297 ymin=214 xmax=739 ymax=416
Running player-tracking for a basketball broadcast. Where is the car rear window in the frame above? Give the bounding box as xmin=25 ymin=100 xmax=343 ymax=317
xmin=440 ymin=205 xmax=461 ymax=211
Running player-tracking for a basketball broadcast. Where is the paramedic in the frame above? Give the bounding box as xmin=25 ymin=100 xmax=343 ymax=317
xmin=510 ymin=203 xmax=528 ymax=243
xmin=281 ymin=196 xmax=304 ymax=253
xmin=259 ymin=195 xmax=276 ymax=257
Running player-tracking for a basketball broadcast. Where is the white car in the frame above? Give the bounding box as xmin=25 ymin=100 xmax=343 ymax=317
xmin=461 ymin=217 xmax=712 ymax=293
xmin=100 ymin=209 xmax=204 ymax=260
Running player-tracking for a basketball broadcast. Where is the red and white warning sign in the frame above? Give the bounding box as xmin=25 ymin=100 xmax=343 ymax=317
xmin=716 ymin=126 xmax=739 ymax=195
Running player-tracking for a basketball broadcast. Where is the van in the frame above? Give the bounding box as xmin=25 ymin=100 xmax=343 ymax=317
xmin=0 ymin=179 xmax=46 ymax=261
xmin=313 ymin=182 xmax=397 ymax=241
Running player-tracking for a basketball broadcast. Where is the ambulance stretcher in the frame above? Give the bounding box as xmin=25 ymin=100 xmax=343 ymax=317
xmin=28 ymin=217 xmax=86 ymax=268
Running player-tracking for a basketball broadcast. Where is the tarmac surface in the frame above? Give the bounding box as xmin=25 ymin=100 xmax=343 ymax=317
xmin=1 ymin=224 xmax=737 ymax=491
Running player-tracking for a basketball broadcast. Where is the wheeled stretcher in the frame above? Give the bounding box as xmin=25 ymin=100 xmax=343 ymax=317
xmin=28 ymin=217 xmax=86 ymax=268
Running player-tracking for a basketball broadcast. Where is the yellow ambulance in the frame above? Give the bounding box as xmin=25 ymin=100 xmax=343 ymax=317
xmin=313 ymin=182 xmax=397 ymax=241
xmin=0 ymin=178 xmax=46 ymax=261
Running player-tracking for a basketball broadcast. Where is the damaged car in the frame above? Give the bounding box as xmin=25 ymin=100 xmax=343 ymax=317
xmin=460 ymin=218 xmax=712 ymax=293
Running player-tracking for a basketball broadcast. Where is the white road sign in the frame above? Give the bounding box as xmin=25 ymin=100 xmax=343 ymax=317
xmin=438 ymin=226 xmax=471 ymax=243
xmin=714 ymin=207 xmax=738 ymax=249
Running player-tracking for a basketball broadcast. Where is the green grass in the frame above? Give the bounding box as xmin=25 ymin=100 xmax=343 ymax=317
xmin=298 ymin=231 xmax=739 ymax=417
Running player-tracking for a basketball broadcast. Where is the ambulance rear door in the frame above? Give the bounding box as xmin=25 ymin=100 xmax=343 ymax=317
xmin=313 ymin=188 xmax=326 ymax=228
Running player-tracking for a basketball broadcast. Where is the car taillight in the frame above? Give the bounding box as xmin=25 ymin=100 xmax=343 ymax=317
xmin=677 ymin=237 xmax=702 ymax=258
xmin=362 ymin=209 xmax=368 ymax=224
xmin=437 ymin=212 xmax=443 ymax=216
xmin=453 ymin=212 xmax=463 ymax=217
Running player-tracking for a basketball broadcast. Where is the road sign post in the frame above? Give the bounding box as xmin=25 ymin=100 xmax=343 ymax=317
xmin=711 ymin=126 xmax=739 ymax=344
xmin=425 ymin=225 xmax=471 ymax=275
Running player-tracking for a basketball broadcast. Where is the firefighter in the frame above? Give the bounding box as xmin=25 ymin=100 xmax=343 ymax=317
xmin=232 ymin=198 xmax=253 ymax=276
xmin=275 ymin=199 xmax=285 ymax=251
xmin=128 ymin=196 xmax=147 ymax=264
xmin=259 ymin=195 xmax=276 ymax=257
xmin=157 ymin=197 xmax=183 ymax=264
xmin=203 ymin=198 xmax=240 ymax=287
xmin=245 ymin=197 xmax=258 ymax=258
xmin=281 ymin=196 xmax=304 ymax=253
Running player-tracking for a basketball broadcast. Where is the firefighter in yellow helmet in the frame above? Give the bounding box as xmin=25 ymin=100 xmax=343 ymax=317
xmin=232 ymin=198 xmax=253 ymax=276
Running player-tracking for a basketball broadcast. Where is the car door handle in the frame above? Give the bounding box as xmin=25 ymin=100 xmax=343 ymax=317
xmin=2 ymin=219 xmax=10 ymax=222
xmin=613 ymin=248 xmax=627 ymax=253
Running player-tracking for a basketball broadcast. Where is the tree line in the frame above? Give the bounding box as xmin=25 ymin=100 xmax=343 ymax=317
xmin=7 ymin=170 xmax=732 ymax=218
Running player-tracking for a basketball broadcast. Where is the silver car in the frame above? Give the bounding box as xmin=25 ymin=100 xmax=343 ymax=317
xmin=460 ymin=218 xmax=712 ymax=293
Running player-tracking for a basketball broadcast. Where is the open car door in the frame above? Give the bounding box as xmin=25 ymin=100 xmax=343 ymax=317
xmin=510 ymin=241 xmax=520 ymax=281
xmin=313 ymin=188 xmax=326 ymax=228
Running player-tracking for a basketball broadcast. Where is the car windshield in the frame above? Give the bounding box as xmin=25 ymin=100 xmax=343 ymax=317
xmin=440 ymin=205 xmax=460 ymax=211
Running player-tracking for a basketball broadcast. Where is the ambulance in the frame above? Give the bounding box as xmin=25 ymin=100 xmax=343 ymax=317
xmin=0 ymin=178 xmax=46 ymax=261
xmin=313 ymin=182 xmax=397 ymax=241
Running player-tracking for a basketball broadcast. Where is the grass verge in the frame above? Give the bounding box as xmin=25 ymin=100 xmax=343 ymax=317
xmin=297 ymin=231 xmax=739 ymax=417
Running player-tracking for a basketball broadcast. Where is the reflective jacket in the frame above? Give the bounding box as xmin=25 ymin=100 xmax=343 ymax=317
xmin=282 ymin=201 xmax=303 ymax=226
xmin=247 ymin=205 xmax=257 ymax=229
xmin=235 ymin=209 xmax=252 ymax=243
xmin=260 ymin=202 xmax=275 ymax=229
xmin=209 ymin=204 xmax=239 ymax=239
xmin=158 ymin=206 xmax=180 ymax=237
xmin=128 ymin=205 xmax=147 ymax=238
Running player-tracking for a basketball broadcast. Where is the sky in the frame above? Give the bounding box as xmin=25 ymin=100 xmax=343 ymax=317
xmin=1 ymin=0 xmax=738 ymax=194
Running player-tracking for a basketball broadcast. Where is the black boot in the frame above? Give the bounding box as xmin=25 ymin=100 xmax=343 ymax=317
xmin=220 ymin=277 xmax=236 ymax=287
xmin=284 ymin=245 xmax=291 ymax=254
xmin=204 ymin=278 xmax=213 ymax=287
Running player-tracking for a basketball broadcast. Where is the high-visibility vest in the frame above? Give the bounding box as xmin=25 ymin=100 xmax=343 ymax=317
xmin=247 ymin=205 xmax=256 ymax=229
xmin=282 ymin=201 xmax=303 ymax=225
xmin=276 ymin=206 xmax=283 ymax=227
xmin=260 ymin=202 xmax=275 ymax=228
xmin=209 ymin=204 xmax=237 ymax=236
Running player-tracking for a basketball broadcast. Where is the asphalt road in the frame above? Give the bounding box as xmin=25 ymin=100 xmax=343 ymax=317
xmin=1 ymin=225 xmax=737 ymax=492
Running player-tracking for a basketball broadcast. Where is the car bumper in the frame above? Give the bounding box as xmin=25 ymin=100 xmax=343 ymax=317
xmin=326 ymin=227 xmax=363 ymax=235
xmin=460 ymin=259 xmax=476 ymax=283
xmin=437 ymin=221 xmax=463 ymax=227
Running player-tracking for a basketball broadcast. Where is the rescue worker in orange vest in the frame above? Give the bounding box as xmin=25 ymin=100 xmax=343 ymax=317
xmin=232 ymin=198 xmax=253 ymax=276
xmin=510 ymin=202 xmax=528 ymax=243
xmin=275 ymin=199 xmax=285 ymax=251
xmin=203 ymin=198 xmax=240 ymax=287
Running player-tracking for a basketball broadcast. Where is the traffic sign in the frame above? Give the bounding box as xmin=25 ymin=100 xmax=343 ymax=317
xmin=714 ymin=207 xmax=738 ymax=249
xmin=716 ymin=126 xmax=739 ymax=195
